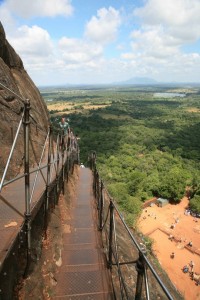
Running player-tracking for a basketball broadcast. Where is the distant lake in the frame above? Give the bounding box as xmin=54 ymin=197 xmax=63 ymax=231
xmin=154 ymin=92 xmax=186 ymax=98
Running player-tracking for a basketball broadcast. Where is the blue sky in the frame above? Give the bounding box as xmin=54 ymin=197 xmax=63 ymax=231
xmin=0 ymin=0 xmax=200 ymax=86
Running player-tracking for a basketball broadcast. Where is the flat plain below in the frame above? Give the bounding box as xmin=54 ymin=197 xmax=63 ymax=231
xmin=137 ymin=197 xmax=200 ymax=300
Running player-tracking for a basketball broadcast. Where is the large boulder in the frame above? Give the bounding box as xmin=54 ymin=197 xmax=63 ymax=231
xmin=0 ymin=22 xmax=49 ymax=179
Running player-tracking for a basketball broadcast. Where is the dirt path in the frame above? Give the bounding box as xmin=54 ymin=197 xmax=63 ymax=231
xmin=137 ymin=197 xmax=200 ymax=300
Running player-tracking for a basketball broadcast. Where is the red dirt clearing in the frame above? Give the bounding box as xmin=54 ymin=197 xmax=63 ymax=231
xmin=137 ymin=197 xmax=200 ymax=300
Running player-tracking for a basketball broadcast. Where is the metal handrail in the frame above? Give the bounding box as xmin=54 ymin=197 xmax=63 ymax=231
xmin=51 ymin=133 xmax=58 ymax=176
xmin=113 ymin=201 xmax=173 ymax=299
xmin=0 ymin=81 xmax=25 ymax=104
xmin=0 ymin=109 xmax=24 ymax=192
xmin=0 ymin=81 xmax=44 ymax=117
xmin=91 ymin=160 xmax=174 ymax=300
xmin=0 ymin=82 xmax=80 ymax=295
xmin=30 ymin=130 xmax=50 ymax=203
xmin=112 ymin=212 xmax=130 ymax=298
xmin=50 ymin=133 xmax=61 ymax=183
xmin=2 ymin=160 xmax=58 ymax=188
xmin=0 ymin=95 xmax=77 ymax=213
xmin=144 ymin=265 xmax=150 ymax=300
xmin=29 ymin=135 xmax=47 ymax=184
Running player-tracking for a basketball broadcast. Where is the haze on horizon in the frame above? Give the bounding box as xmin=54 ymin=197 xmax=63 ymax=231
xmin=0 ymin=0 xmax=200 ymax=86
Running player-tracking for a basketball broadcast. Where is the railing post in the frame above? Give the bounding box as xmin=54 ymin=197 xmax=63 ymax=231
xmin=66 ymin=155 xmax=69 ymax=182
xmin=98 ymin=180 xmax=103 ymax=230
xmin=108 ymin=200 xmax=114 ymax=269
xmin=77 ymin=144 xmax=80 ymax=165
xmin=23 ymin=99 xmax=31 ymax=278
xmin=89 ymin=151 xmax=96 ymax=171
xmin=93 ymin=166 xmax=97 ymax=196
xmin=61 ymin=130 xmax=65 ymax=194
xmin=50 ymin=132 xmax=57 ymax=208
xmin=96 ymin=171 xmax=99 ymax=200
xmin=135 ymin=252 xmax=145 ymax=300
xmin=92 ymin=151 xmax=96 ymax=171
xmin=46 ymin=126 xmax=52 ymax=209
xmin=56 ymin=134 xmax=60 ymax=194
xmin=44 ymin=126 xmax=52 ymax=237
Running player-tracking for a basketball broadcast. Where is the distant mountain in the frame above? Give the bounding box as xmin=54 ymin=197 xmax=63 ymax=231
xmin=114 ymin=77 xmax=158 ymax=85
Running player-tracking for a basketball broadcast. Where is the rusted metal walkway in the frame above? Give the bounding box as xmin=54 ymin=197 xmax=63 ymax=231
xmin=55 ymin=167 xmax=114 ymax=299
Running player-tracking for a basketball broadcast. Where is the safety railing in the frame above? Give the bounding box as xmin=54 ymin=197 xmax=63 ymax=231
xmin=89 ymin=152 xmax=175 ymax=300
xmin=0 ymin=88 xmax=79 ymax=299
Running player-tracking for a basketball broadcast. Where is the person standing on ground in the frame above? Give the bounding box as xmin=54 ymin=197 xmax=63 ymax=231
xmin=59 ymin=117 xmax=69 ymax=135
xmin=189 ymin=260 xmax=195 ymax=273
xmin=171 ymin=252 xmax=175 ymax=259
xmin=59 ymin=117 xmax=69 ymax=149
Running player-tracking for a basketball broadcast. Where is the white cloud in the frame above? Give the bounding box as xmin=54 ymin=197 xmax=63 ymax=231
xmin=120 ymin=47 xmax=200 ymax=83
xmin=120 ymin=0 xmax=200 ymax=79
xmin=0 ymin=6 xmax=16 ymax=34
xmin=129 ymin=27 xmax=180 ymax=59
xmin=0 ymin=3 xmax=122 ymax=84
xmin=4 ymin=0 xmax=73 ymax=18
xmin=84 ymin=7 xmax=121 ymax=45
xmin=58 ymin=37 xmax=103 ymax=66
xmin=9 ymin=25 xmax=53 ymax=59
xmin=134 ymin=0 xmax=200 ymax=26
xmin=134 ymin=0 xmax=200 ymax=42
xmin=0 ymin=0 xmax=199 ymax=85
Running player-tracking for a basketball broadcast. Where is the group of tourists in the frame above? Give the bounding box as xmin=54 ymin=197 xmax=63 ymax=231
xmin=182 ymin=261 xmax=194 ymax=273
xmin=182 ymin=261 xmax=200 ymax=285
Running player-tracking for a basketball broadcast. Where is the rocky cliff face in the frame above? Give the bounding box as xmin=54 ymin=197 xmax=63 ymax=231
xmin=0 ymin=22 xmax=49 ymax=179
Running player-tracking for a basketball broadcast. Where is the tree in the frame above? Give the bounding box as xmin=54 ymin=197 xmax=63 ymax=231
xmin=128 ymin=171 xmax=146 ymax=195
xmin=190 ymin=195 xmax=200 ymax=212
xmin=158 ymin=167 xmax=186 ymax=202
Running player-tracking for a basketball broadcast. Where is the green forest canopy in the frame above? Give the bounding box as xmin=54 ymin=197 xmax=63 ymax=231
xmin=44 ymin=85 xmax=200 ymax=223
